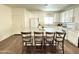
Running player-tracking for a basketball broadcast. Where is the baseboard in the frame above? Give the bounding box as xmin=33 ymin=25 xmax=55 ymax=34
xmin=13 ymin=34 xmax=21 ymax=36
xmin=0 ymin=34 xmax=21 ymax=42
xmin=0 ymin=34 xmax=13 ymax=42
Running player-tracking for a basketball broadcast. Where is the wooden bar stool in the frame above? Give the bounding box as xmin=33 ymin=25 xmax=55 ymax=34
xmin=44 ymin=32 xmax=55 ymax=53
xmin=34 ymin=32 xmax=44 ymax=53
xmin=21 ymin=32 xmax=33 ymax=53
xmin=55 ymin=32 xmax=66 ymax=54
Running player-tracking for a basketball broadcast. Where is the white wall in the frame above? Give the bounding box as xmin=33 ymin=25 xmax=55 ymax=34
xmin=0 ymin=6 xmax=32 ymax=41
xmin=12 ymin=8 xmax=26 ymax=34
xmin=0 ymin=5 xmax=12 ymax=41
xmin=24 ymin=10 xmax=32 ymax=31
xmin=0 ymin=5 xmax=60 ymax=41
xmin=11 ymin=8 xmax=60 ymax=33
xmin=12 ymin=8 xmax=32 ymax=33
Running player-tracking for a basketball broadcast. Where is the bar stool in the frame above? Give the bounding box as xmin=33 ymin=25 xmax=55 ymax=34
xmin=45 ymin=32 xmax=55 ymax=53
xmin=21 ymin=32 xmax=33 ymax=53
xmin=34 ymin=32 xmax=44 ymax=53
xmin=55 ymin=32 xmax=66 ymax=54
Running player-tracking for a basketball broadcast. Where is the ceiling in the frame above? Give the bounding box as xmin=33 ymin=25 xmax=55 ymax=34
xmin=6 ymin=4 xmax=74 ymax=12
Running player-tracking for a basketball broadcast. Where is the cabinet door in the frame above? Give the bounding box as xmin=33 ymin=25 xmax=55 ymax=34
xmin=60 ymin=12 xmax=66 ymax=22
xmin=60 ymin=9 xmax=74 ymax=23
xmin=66 ymin=9 xmax=74 ymax=22
xmin=74 ymin=7 xmax=79 ymax=23
xmin=67 ymin=31 xmax=78 ymax=47
xmin=65 ymin=11 xmax=70 ymax=22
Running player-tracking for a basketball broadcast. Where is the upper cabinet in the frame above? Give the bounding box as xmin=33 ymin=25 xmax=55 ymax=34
xmin=74 ymin=7 xmax=79 ymax=23
xmin=60 ymin=9 xmax=74 ymax=23
xmin=60 ymin=12 xmax=65 ymax=22
xmin=53 ymin=13 xmax=60 ymax=22
xmin=68 ymin=9 xmax=74 ymax=22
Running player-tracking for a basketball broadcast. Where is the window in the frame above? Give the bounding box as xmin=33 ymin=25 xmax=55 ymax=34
xmin=44 ymin=16 xmax=54 ymax=31
xmin=44 ymin=16 xmax=53 ymax=25
xmin=30 ymin=18 xmax=39 ymax=29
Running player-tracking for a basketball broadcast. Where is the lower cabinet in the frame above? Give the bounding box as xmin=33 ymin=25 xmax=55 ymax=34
xmin=67 ymin=30 xmax=78 ymax=47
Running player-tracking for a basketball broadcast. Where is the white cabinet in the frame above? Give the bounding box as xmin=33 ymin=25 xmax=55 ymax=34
xmin=74 ymin=7 xmax=79 ymax=23
xmin=60 ymin=12 xmax=66 ymax=22
xmin=68 ymin=9 xmax=74 ymax=22
xmin=73 ymin=7 xmax=79 ymax=30
xmin=59 ymin=6 xmax=79 ymax=47
xmin=67 ymin=30 xmax=78 ymax=47
xmin=60 ymin=9 xmax=74 ymax=23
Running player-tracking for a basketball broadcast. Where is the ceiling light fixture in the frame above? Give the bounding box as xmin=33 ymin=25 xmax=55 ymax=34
xmin=44 ymin=4 xmax=48 ymax=7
